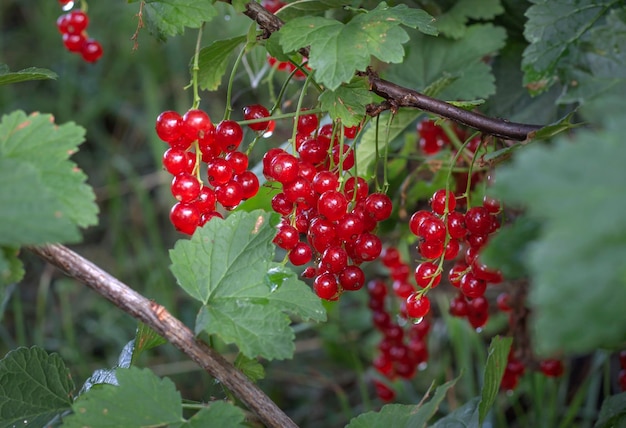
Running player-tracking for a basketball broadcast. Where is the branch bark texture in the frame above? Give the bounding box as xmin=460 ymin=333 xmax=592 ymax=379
xmin=28 ymin=244 xmax=298 ymax=428
xmin=243 ymin=1 xmax=543 ymax=141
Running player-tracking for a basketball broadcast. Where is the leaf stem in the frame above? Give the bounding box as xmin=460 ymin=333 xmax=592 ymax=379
xmin=191 ymin=24 xmax=205 ymax=110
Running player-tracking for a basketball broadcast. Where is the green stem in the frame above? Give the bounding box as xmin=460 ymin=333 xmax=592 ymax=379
xmin=381 ymin=112 xmax=394 ymax=193
xmin=224 ymin=42 xmax=249 ymax=120
xmin=290 ymin=73 xmax=315 ymax=152
xmin=190 ymin=24 xmax=205 ymax=110
xmin=373 ymin=115 xmax=381 ymax=190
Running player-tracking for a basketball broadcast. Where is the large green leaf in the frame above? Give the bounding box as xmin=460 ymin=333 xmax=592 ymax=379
xmin=594 ymin=392 xmax=626 ymax=428
xmin=0 ymin=65 xmax=57 ymax=86
xmin=318 ymin=77 xmax=375 ymax=127
xmin=478 ymin=336 xmax=512 ymax=424
xmin=346 ymin=377 xmax=459 ymax=428
xmin=63 ymin=367 xmax=183 ymax=427
xmin=522 ymin=0 xmax=620 ymax=95
xmin=0 ymin=347 xmax=74 ymax=428
xmin=143 ymin=0 xmax=218 ymax=39
xmin=170 ymin=211 xmax=326 ymax=360
xmin=492 ymin=125 xmax=626 ymax=355
xmin=279 ymin=2 xmax=436 ymax=90
xmin=0 ymin=111 xmax=98 ymax=246
xmin=436 ymin=0 xmax=504 ymax=39
xmin=197 ymin=36 xmax=247 ymax=91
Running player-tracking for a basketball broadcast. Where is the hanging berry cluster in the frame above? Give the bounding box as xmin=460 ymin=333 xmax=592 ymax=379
xmin=266 ymin=115 xmax=392 ymax=301
xmin=156 ymin=109 xmax=261 ymax=235
xmin=56 ymin=3 xmax=103 ymax=63
xmin=367 ymin=247 xmax=431 ymax=402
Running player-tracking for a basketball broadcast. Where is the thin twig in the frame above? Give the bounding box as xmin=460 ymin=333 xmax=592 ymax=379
xmin=240 ymin=1 xmax=543 ymax=141
xmin=28 ymin=244 xmax=298 ymax=428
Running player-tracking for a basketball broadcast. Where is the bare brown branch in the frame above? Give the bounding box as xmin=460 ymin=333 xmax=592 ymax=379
xmin=28 ymin=244 xmax=298 ymax=428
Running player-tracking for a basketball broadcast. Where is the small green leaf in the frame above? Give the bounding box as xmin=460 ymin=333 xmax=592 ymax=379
xmin=0 ymin=65 xmax=58 ymax=86
xmin=0 ymin=111 xmax=98 ymax=245
xmin=492 ymin=125 xmax=626 ymax=355
xmin=63 ymin=367 xmax=183 ymax=427
xmin=318 ymin=77 xmax=374 ymax=127
xmin=279 ymin=3 xmax=436 ymax=90
xmin=143 ymin=0 xmax=218 ymax=39
xmin=197 ymin=36 xmax=247 ymax=91
xmin=234 ymin=354 xmax=265 ymax=382
xmin=431 ymin=397 xmax=480 ymax=427
xmin=346 ymin=376 xmax=460 ymax=428
xmin=594 ymin=392 xmax=626 ymax=428
xmin=183 ymin=401 xmax=247 ymax=427
xmin=0 ymin=246 xmax=24 ymax=292
xmin=478 ymin=336 xmax=512 ymax=424
xmin=436 ymin=0 xmax=504 ymax=39
xmin=0 ymin=346 xmax=74 ymax=428
xmin=131 ymin=323 xmax=167 ymax=364
xmin=170 ymin=210 xmax=325 ymax=360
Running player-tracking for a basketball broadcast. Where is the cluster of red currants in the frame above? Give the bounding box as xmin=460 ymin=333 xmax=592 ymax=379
xmin=156 ymin=108 xmax=262 ymax=235
xmin=266 ymin=113 xmax=392 ymax=301
xmin=267 ymin=55 xmax=311 ymax=80
xmin=56 ymin=6 xmax=103 ymax=63
xmin=367 ymin=248 xmax=432 ymax=402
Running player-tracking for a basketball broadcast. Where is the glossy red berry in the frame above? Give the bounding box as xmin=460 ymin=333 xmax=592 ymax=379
xmin=171 ymin=172 xmax=201 ymax=203
xmin=418 ymin=239 xmax=444 ymax=260
xmin=289 ymin=242 xmax=312 ymax=266
xmin=460 ymin=272 xmax=487 ymax=299
xmin=215 ymin=120 xmax=243 ymax=152
xmin=62 ymin=33 xmax=86 ymax=53
xmin=243 ymin=104 xmax=271 ymax=131
xmin=406 ymin=292 xmax=431 ymax=319
xmin=354 ymin=233 xmax=382 ymax=262
xmin=418 ymin=217 xmax=447 ymax=243
xmin=156 ymin=111 xmax=183 ymax=144
xmin=296 ymin=110 xmax=319 ymax=135
xmin=194 ymin=186 xmax=217 ymax=214
xmin=447 ymin=211 xmax=467 ymax=239
xmin=465 ymin=207 xmax=492 ymax=235
xmin=539 ymin=359 xmax=564 ymax=377
xmin=338 ymin=266 xmax=365 ymax=291
xmin=314 ymin=273 xmax=340 ymax=300
xmin=312 ymin=171 xmax=339 ymax=195
xmin=170 ymin=202 xmax=200 ymax=235
xmin=81 ymin=39 xmax=103 ymax=63
xmin=215 ymin=181 xmax=244 ymax=208
xmin=162 ymin=148 xmax=195 ymax=175
xmin=233 ymin=171 xmax=260 ymax=200
xmin=414 ymin=262 xmax=441 ymax=288
xmin=409 ymin=210 xmax=435 ymax=236
xmin=273 ymin=224 xmax=300 ymax=250
xmin=318 ymin=190 xmax=348 ymax=221
xmin=225 ymin=151 xmax=248 ymax=175
xmin=182 ymin=109 xmax=213 ymax=143
xmin=321 ymin=246 xmax=348 ymax=274
xmin=364 ymin=193 xmax=393 ymax=221
xmin=207 ymin=158 xmax=233 ymax=186
xmin=430 ymin=189 xmax=456 ymax=215
xmin=373 ymin=380 xmax=395 ymax=402
xmin=269 ymin=153 xmax=299 ymax=184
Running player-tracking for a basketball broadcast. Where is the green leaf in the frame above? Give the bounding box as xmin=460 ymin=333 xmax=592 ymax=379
xmin=431 ymin=397 xmax=480 ymax=427
xmin=318 ymin=77 xmax=374 ymax=127
xmin=131 ymin=323 xmax=167 ymax=364
xmin=276 ymin=0 xmax=353 ymax=21
xmin=0 ymin=246 xmax=24 ymax=288
xmin=183 ymin=401 xmax=247 ymax=427
xmin=234 ymin=354 xmax=265 ymax=382
xmin=346 ymin=376 xmax=460 ymax=428
xmin=384 ymin=24 xmax=507 ymax=100
xmin=63 ymin=367 xmax=184 ymax=427
xmin=170 ymin=210 xmax=325 ymax=360
xmin=492 ymin=126 xmax=626 ymax=355
xmin=478 ymin=336 xmax=512 ymax=424
xmin=480 ymin=216 xmax=541 ymax=280
xmin=197 ymin=36 xmax=247 ymax=91
xmin=0 ymin=347 xmax=74 ymax=428
xmin=279 ymin=3 xmax=436 ymax=90
xmin=522 ymin=0 xmax=619 ymax=95
xmin=0 ymin=65 xmax=57 ymax=86
xmin=143 ymin=0 xmax=218 ymax=39
xmin=436 ymin=0 xmax=504 ymax=39
xmin=594 ymin=392 xmax=626 ymax=428
xmin=0 ymin=111 xmax=98 ymax=246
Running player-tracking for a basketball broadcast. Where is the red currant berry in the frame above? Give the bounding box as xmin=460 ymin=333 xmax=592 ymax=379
xmin=261 ymin=0 xmax=286 ymax=14
xmin=367 ymin=279 xmax=387 ymax=301
xmin=449 ymin=294 xmax=468 ymax=317
xmin=80 ymin=39 xmax=103 ymax=63
xmin=354 ymin=232 xmax=382 ymax=262
xmin=314 ymin=273 xmax=340 ymax=300
xmin=156 ymin=111 xmax=183 ymax=144
xmin=406 ymin=292 xmax=431 ymax=319
xmin=496 ymin=292 xmax=512 ymax=312
xmin=312 ymin=171 xmax=339 ymax=195
xmin=364 ymin=193 xmax=393 ymax=221
xmin=430 ymin=189 xmax=456 ymax=215
xmin=269 ymin=153 xmax=299 ymax=184
xmin=414 ymin=262 xmax=441 ymax=288
xmin=233 ymin=171 xmax=260 ymax=200
xmin=344 ymin=176 xmax=369 ymax=201
xmin=296 ymin=110 xmax=319 ymax=135
xmin=418 ymin=240 xmax=444 ymax=260
xmin=194 ymin=186 xmax=216 ymax=214
xmin=338 ymin=265 xmax=365 ymax=291
xmin=381 ymin=247 xmax=402 ymax=267
xmin=444 ymin=239 xmax=460 ymax=260
xmin=225 ymin=151 xmax=248 ymax=175
xmin=447 ymin=211 xmax=467 ymax=239
xmin=331 ymin=144 xmax=354 ymax=170
xmin=243 ymin=104 xmax=271 ymax=131
xmin=298 ymin=161 xmax=316 ymax=182
xmin=162 ymin=148 xmax=195 ymax=175
xmin=64 ymin=11 xmax=89 ymax=34
xmin=215 ymin=120 xmax=243 ymax=152
xmin=307 ymin=217 xmax=337 ymax=253
xmin=448 ymin=262 xmax=468 ymax=287
xmin=170 ymin=202 xmax=200 ymax=235
xmin=409 ymin=210 xmax=435 ymax=236
xmin=539 ymin=359 xmax=564 ymax=378
xmin=207 ymin=158 xmax=234 ymax=186
xmin=465 ymin=207 xmax=492 ymax=235
xmin=215 ymin=181 xmax=244 ymax=208
xmin=171 ymin=172 xmax=201 ymax=203
xmin=182 ymin=109 xmax=213 ymax=143
xmin=62 ymin=32 xmax=86 ymax=53
xmin=321 ymin=246 xmax=348 ymax=274
xmin=336 ymin=213 xmax=364 ymax=243
xmin=343 ymin=125 xmax=359 ymax=139
xmin=418 ymin=217 xmax=447 ymax=243
xmin=271 ymin=193 xmax=294 ymax=216
xmin=273 ymin=224 xmax=300 ymax=250
xmin=283 ymin=177 xmax=315 ymax=205
xmin=317 ymin=190 xmax=348 ymax=221
xmin=460 ymin=272 xmax=487 ymax=299
xmin=373 ymin=380 xmax=395 ymax=402
xmin=199 ymin=210 xmax=223 ymax=226
xmin=392 ymin=280 xmax=414 ymax=298
xmin=483 ymin=195 xmax=502 ymax=213
xmin=288 ymin=242 xmax=312 ymax=266
xmin=298 ymin=138 xmax=327 ymax=165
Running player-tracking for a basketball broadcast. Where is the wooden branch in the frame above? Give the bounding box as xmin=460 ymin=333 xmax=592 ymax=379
xmin=241 ymin=1 xmax=543 ymax=141
xmin=28 ymin=244 xmax=298 ymax=428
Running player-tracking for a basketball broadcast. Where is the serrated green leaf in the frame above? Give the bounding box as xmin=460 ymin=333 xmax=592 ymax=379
xmin=436 ymin=0 xmax=504 ymax=39
xmin=0 ymin=65 xmax=57 ymax=86
xmin=492 ymin=126 xmax=626 ymax=355
xmin=479 ymin=336 xmax=512 ymax=424
xmin=346 ymin=376 xmax=460 ymax=428
xmin=0 ymin=246 xmax=24 ymax=288
xmin=131 ymin=323 xmax=167 ymax=364
xmin=0 ymin=346 xmax=74 ymax=428
xmin=318 ymin=77 xmax=374 ymax=127
xmin=0 ymin=111 xmax=98 ymax=245
xmin=234 ymin=353 xmax=265 ymax=382
xmin=63 ymin=367 xmax=183 ymax=427
xmin=522 ymin=0 xmax=618 ymax=95
xmin=480 ymin=216 xmax=540 ymax=280
xmin=143 ymin=0 xmax=217 ymax=39
xmin=279 ymin=3 xmax=436 ymax=90
xmin=170 ymin=210 xmax=325 ymax=360
xmin=594 ymin=392 xmax=626 ymax=428
xmin=277 ymin=0 xmax=353 ymax=21
xmin=197 ymin=36 xmax=247 ymax=91
xmin=183 ymin=401 xmax=247 ymax=427
xmin=385 ymin=24 xmax=507 ymax=100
